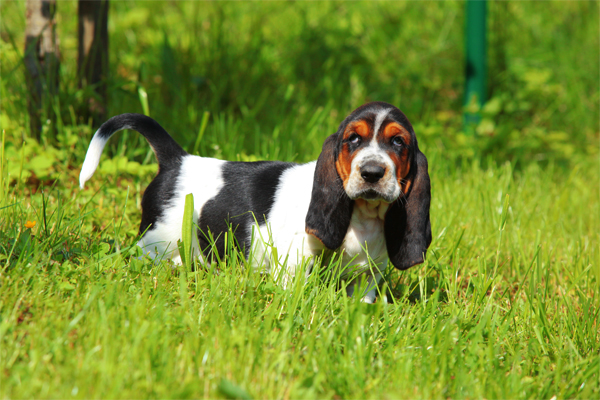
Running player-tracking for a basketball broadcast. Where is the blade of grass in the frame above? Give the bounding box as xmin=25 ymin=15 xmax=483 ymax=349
xmin=192 ymin=111 xmax=210 ymax=155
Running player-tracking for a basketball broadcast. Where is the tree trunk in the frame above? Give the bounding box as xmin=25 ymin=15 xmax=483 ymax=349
xmin=24 ymin=0 xmax=60 ymax=141
xmin=78 ymin=0 xmax=109 ymax=126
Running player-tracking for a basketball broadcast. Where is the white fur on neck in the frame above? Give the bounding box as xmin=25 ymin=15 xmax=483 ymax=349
xmin=340 ymin=199 xmax=389 ymax=276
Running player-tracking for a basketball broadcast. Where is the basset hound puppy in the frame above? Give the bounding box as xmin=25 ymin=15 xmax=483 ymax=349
xmin=80 ymin=102 xmax=431 ymax=302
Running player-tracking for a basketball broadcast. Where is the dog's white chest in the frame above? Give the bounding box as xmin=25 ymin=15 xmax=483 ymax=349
xmin=340 ymin=200 xmax=389 ymax=275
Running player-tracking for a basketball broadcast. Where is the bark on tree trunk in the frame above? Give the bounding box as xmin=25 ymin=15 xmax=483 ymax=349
xmin=24 ymin=0 xmax=60 ymax=141
xmin=78 ymin=0 xmax=109 ymax=126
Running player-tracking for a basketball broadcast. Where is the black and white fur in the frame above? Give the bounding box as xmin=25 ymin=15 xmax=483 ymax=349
xmin=80 ymin=102 xmax=431 ymax=302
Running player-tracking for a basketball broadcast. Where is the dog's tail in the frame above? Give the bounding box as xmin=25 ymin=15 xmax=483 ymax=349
xmin=79 ymin=113 xmax=188 ymax=188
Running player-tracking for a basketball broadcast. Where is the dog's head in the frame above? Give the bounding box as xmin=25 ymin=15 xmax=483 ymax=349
xmin=305 ymin=102 xmax=431 ymax=270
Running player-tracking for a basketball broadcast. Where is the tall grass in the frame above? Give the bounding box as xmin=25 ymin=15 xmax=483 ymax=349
xmin=1 ymin=147 xmax=598 ymax=398
xmin=0 ymin=1 xmax=598 ymax=398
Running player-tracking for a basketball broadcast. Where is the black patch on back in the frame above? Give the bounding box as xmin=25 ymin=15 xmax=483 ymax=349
xmin=93 ymin=113 xmax=188 ymax=236
xmin=198 ymin=161 xmax=296 ymax=260
xmin=139 ymin=157 xmax=183 ymax=235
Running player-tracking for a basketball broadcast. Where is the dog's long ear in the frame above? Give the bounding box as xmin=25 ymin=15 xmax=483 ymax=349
xmin=385 ymin=149 xmax=432 ymax=270
xmin=305 ymin=134 xmax=353 ymax=249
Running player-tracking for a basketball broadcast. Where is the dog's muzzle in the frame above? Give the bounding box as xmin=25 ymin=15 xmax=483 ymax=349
xmin=352 ymin=162 xmax=398 ymax=203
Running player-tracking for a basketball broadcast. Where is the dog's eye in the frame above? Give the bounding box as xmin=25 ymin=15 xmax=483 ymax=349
xmin=391 ymin=136 xmax=404 ymax=147
xmin=348 ymin=133 xmax=362 ymax=145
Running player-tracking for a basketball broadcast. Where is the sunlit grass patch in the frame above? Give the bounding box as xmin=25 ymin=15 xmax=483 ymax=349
xmin=1 ymin=147 xmax=597 ymax=398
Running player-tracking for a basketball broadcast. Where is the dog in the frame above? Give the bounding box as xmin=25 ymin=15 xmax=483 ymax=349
xmin=80 ymin=102 xmax=431 ymax=302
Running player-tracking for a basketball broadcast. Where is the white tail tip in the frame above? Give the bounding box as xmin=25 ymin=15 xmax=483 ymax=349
xmin=79 ymin=133 xmax=107 ymax=189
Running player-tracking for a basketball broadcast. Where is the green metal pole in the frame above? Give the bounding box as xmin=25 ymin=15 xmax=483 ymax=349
xmin=464 ymin=0 xmax=487 ymax=127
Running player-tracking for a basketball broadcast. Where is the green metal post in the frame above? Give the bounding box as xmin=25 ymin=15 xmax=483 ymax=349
xmin=464 ymin=0 xmax=487 ymax=126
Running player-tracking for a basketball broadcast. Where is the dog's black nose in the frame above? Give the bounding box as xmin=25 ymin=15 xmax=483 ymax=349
xmin=360 ymin=164 xmax=385 ymax=183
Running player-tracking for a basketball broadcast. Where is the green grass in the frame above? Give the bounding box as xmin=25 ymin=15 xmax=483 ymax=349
xmin=1 ymin=1 xmax=599 ymax=398
xmin=2 ymin=152 xmax=598 ymax=398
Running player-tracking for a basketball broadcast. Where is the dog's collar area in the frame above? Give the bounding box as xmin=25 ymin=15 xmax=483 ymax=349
xmin=354 ymin=198 xmax=389 ymax=220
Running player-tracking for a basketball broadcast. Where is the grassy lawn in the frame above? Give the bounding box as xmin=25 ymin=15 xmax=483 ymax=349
xmin=1 ymin=1 xmax=599 ymax=398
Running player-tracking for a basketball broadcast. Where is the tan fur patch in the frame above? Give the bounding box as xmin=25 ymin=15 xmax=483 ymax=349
xmin=379 ymin=122 xmax=412 ymax=189
xmin=336 ymin=120 xmax=373 ymax=187
xmin=380 ymin=122 xmax=411 ymax=146
xmin=305 ymin=228 xmax=324 ymax=244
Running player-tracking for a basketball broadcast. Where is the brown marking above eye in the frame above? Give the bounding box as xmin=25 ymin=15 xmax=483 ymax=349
xmin=380 ymin=122 xmax=411 ymax=147
xmin=343 ymin=120 xmax=371 ymax=141
xmin=336 ymin=119 xmax=374 ymax=187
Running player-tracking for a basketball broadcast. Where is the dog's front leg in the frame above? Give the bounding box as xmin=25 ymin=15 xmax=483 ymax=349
xmin=345 ymin=272 xmax=383 ymax=303
xmin=360 ymin=272 xmax=382 ymax=303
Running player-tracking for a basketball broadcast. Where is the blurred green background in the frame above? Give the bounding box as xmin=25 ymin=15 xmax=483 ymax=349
xmin=1 ymin=0 xmax=598 ymax=178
